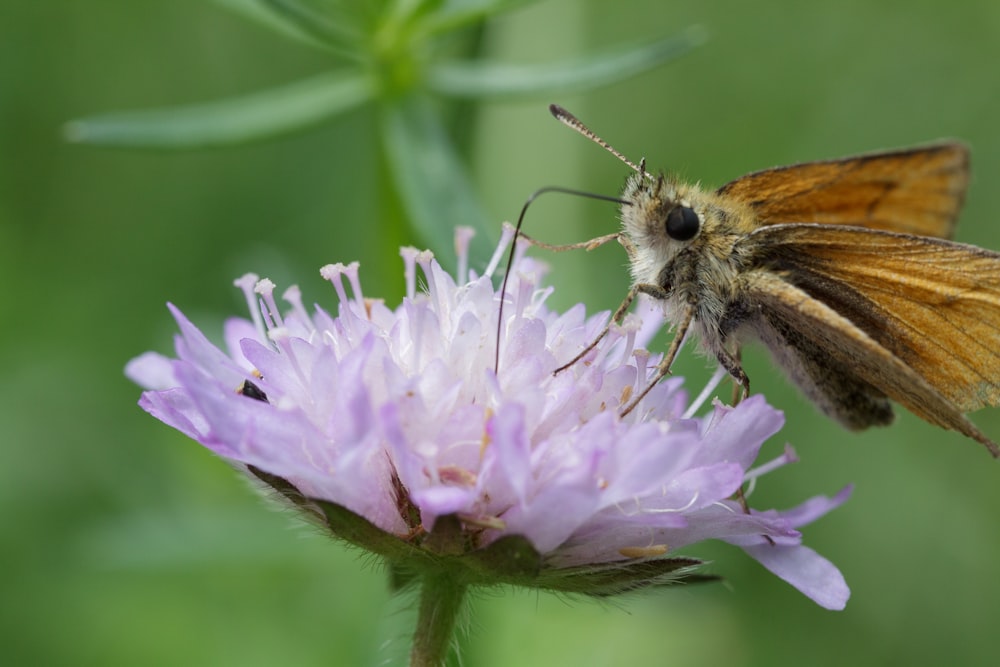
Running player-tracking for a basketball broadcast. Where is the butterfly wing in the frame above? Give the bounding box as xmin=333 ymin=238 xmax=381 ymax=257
xmin=717 ymin=143 xmax=969 ymax=238
xmin=737 ymin=224 xmax=1000 ymax=455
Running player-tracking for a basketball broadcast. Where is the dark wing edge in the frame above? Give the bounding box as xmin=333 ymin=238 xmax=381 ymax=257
xmin=742 ymin=267 xmax=999 ymax=457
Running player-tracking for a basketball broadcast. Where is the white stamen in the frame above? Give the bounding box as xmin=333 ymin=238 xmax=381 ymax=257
xmin=483 ymin=225 xmax=515 ymax=279
xmin=746 ymin=443 xmax=799 ymax=480
xmin=454 ymin=227 xmax=475 ymax=283
xmin=282 ymin=285 xmax=313 ymax=334
xmin=684 ymin=365 xmax=728 ymax=419
xmin=400 ymin=247 xmax=419 ymax=301
xmin=341 ymin=262 xmax=365 ymax=316
xmin=255 ymin=279 xmax=285 ymax=329
xmin=233 ymin=273 xmax=266 ymax=342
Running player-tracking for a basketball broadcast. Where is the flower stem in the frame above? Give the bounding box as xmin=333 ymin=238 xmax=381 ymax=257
xmin=409 ymin=571 xmax=467 ymax=667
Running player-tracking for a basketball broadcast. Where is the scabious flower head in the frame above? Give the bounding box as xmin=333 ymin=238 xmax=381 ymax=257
xmin=127 ymin=227 xmax=850 ymax=610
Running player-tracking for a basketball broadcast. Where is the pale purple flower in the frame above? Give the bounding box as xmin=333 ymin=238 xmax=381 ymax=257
xmin=127 ymin=227 xmax=850 ymax=610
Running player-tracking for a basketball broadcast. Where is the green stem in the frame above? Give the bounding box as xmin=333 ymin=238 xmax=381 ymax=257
xmin=409 ymin=572 xmax=467 ymax=667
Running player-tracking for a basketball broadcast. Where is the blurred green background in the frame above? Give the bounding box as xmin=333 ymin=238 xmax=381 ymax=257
xmin=4 ymin=1 xmax=1000 ymax=665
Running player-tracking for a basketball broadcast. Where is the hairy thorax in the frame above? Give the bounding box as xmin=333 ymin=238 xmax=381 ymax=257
xmin=619 ymin=172 xmax=758 ymax=350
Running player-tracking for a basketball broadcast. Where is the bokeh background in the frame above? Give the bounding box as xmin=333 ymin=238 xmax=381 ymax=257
xmin=4 ymin=1 xmax=1000 ymax=665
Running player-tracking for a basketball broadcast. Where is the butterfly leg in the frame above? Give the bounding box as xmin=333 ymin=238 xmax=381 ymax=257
xmin=715 ymin=346 xmax=768 ymax=535
xmin=619 ymin=303 xmax=695 ymax=417
xmin=548 ymin=231 xmax=646 ymax=375
xmin=497 ymin=227 xmax=621 ymax=374
xmin=722 ymin=346 xmax=748 ymax=406
xmin=554 ymin=281 xmax=671 ymax=375
xmin=511 ymin=227 xmax=620 ymax=253
xmin=716 ymin=345 xmax=750 ymax=403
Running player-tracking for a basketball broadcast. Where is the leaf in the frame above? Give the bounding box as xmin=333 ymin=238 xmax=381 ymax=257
xmin=215 ymin=0 xmax=364 ymax=58
xmin=460 ymin=534 xmax=542 ymax=583
xmin=64 ymin=71 xmax=373 ymax=149
xmin=535 ymin=557 xmax=718 ymax=596
xmin=313 ymin=498 xmax=435 ymax=564
xmin=428 ymin=27 xmax=706 ymax=99
xmin=380 ymin=95 xmax=495 ymax=268
xmin=419 ymin=0 xmax=541 ymax=36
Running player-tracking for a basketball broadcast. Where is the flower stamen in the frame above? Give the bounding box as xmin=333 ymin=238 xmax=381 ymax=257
xmin=254 ymin=278 xmax=285 ymax=329
xmin=234 ymin=273 xmax=266 ymax=342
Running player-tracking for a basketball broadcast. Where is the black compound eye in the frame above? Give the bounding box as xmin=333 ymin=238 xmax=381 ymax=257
xmin=665 ymin=205 xmax=700 ymax=241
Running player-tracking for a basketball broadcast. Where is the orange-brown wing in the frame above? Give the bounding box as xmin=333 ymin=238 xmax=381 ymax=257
xmin=744 ymin=223 xmax=1000 ymax=414
xmin=740 ymin=255 xmax=999 ymax=456
xmin=717 ymin=143 xmax=969 ymax=238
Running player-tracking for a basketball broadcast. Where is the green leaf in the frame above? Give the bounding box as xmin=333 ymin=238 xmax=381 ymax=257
xmin=214 ymin=0 xmax=340 ymax=53
xmin=64 ymin=71 xmax=373 ymax=149
xmin=313 ymin=498 xmax=436 ymax=565
xmin=215 ymin=0 xmax=364 ymax=58
xmin=419 ymin=0 xmax=540 ymax=36
xmin=428 ymin=27 xmax=707 ymax=99
xmin=380 ymin=95 xmax=495 ymax=268
xmin=460 ymin=534 xmax=542 ymax=584
xmin=535 ymin=557 xmax=718 ymax=596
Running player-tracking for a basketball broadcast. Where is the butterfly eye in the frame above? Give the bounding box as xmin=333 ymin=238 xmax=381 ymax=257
xmin=665 ymin=205 xmax=700 ymax=241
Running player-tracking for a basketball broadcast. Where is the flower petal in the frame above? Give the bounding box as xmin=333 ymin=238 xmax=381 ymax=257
xmin=742 ymin=543 xmax=850 ymax=610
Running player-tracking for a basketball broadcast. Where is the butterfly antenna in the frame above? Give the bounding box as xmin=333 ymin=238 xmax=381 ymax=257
xmin=549 ymin=104 xmax=652 ymax=180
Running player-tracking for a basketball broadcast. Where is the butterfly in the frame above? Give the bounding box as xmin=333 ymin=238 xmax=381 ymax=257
xmin=530 ymin=104 xmax=1000 ymax=456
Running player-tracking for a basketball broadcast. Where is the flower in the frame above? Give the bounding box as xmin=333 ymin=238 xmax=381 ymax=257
xmin=126 ymin=226 xmax=850 ymax=610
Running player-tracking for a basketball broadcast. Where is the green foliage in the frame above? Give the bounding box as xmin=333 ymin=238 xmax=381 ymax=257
xmin=65 ymin=0 xmax=700 ymax=264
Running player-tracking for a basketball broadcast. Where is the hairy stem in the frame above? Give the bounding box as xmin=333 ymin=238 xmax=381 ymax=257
xmin=409 ymin=572 xmax=467 ymax=667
